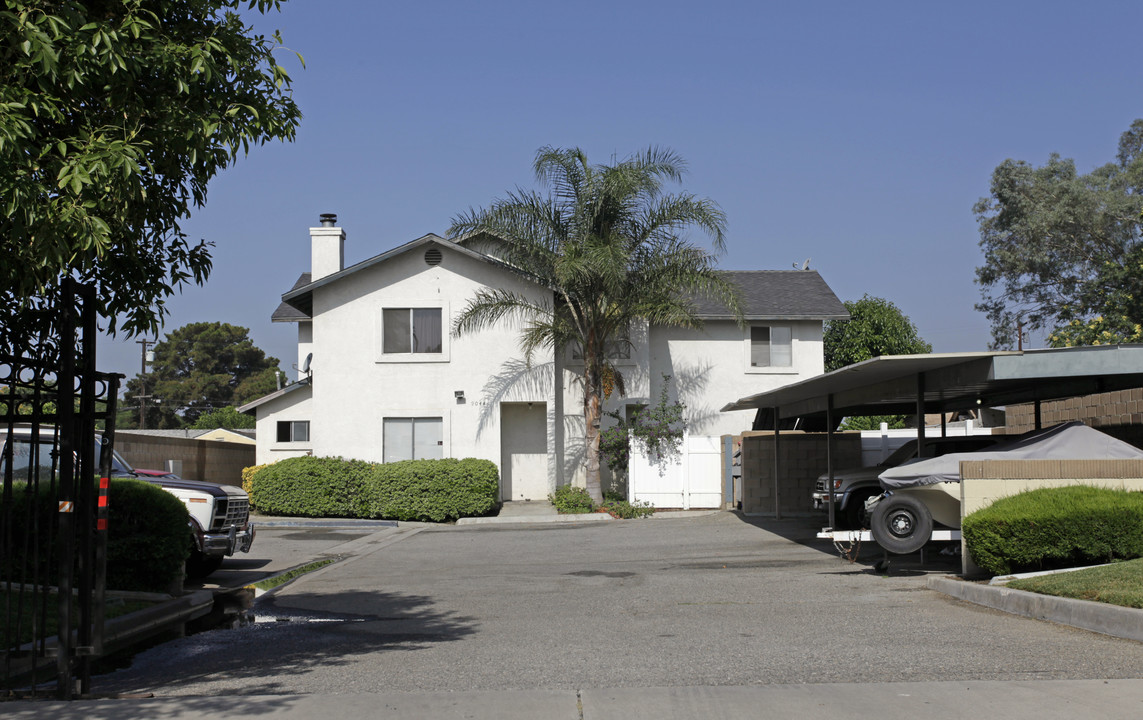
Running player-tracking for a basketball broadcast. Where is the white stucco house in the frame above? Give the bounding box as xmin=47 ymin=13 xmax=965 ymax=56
xmin=239 ymin=215 xmax=848 ymax=501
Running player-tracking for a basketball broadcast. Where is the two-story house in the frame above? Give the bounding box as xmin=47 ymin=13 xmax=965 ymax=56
xmin=239 ymin=215 xmax=847 ymax=501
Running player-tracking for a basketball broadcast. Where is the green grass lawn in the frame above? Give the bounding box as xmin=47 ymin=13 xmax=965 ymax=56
xmin=1005 ymin=558 xmax=1143 ymax=609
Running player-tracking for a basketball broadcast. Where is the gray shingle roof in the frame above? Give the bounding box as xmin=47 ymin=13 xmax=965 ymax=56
xmin=272 ymin=273 xmax=312 ymax=322
xmin=695 ymin=271 xmax=849 ymax=320
xmin=271 ymin=236 xmax=846 ymax=323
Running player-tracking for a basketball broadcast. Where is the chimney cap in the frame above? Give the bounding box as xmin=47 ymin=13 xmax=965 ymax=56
xmin=319 ymin=213 xmax=338 ymax=227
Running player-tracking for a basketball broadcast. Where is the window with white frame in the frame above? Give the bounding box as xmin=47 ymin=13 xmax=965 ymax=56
xmin=382 ymin=308 xmax=442 ymax=354
xmin=570 ymin=332 xmax=631 ymax=361
xmin=750 ymin=325 xmax=792 ymax=367
xmin=276 ymin=420 xmax=310 ymax=442
xmin=383 ymin=417 xmax=443 ymax=462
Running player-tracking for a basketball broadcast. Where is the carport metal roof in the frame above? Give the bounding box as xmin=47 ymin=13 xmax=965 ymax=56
xmin=725 ymin=344 xmax=1143 ymax=526
xmin=721 ymin=345 xmax=1143 ymax=423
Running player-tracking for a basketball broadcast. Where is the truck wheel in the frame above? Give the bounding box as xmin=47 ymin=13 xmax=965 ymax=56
xmin=186 ymin=549 xmax=224 ymax=579
xmin=844 ymin=489 xmax=880 ymax=529
xmin=870 ymin=494 xmax=932 ymax=555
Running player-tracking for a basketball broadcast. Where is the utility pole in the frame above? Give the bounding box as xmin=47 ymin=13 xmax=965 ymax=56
xmin=136 ymin=339 xmax=153 ymax=429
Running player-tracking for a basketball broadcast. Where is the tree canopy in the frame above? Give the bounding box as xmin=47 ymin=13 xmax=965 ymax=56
xmin=190 ymin=405 xmax=255 ymax=429
xmin=974 ymin=120 xmax=1143 ymax=349
xmin=449 ymin=146 xmax=740 ymax=504
xmin=0 ymin=0 xmax=301 ymax=353
xmin=823 ymin=294 xmax=931 ymax=373
xmin=121 ymin=321 xmax=279 ymax=427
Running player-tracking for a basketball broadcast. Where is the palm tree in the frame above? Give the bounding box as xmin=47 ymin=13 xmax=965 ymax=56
xmin=450 ymin=146 xmax=741 ymax=504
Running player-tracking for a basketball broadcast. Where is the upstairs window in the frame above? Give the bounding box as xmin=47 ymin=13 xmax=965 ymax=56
xmin=571 ymin=332 xmax=631 ymax=361
xmin=750 ymin=326 xmax=792 ymax=367
xmin=276 ymin=420 xmax=310 ymax=443
xmin=383 ymin=308 xmax=442 ymax=354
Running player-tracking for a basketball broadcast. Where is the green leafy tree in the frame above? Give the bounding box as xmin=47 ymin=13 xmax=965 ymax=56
xmin=974 ymin=120 xmax=1143 ymax=349
xmin=450 ymin=146 xmax=741 ymax=505
xmin=600 ymin=375 xmax=687 ymax=479
xmin=1047 ymin=243 xmax=1143 ymax=347
xmin=823 ymin=295 xmax=931 ymax=372
xmin=190 ymin=405 xmax=255 ymax=429
xmin=0 ymin=0 xmax=302 ymax=354
xmin=838 ymin=415 xmax=908 ymax=431
xmin=824 ymin=295 xmax=931 ymax=430
xmin=122 ymin=322 xmax=280 ymax=427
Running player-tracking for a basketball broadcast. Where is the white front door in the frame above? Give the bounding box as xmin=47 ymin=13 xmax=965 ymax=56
xmin=500 ymin=403 xmax=548 ymax=501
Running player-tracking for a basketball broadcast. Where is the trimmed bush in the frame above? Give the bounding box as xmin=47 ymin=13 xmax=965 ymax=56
xmin=962 ymin=485 xmax=1143 ymax=576
xmin=250 ymin=455 xmax=499 ymax=522
xmin=1 ymin=478 xmax=190 ymax=594
xmin=107 ymin=479 xmax=191 ymax=592
xmin=241 ymin=463 xmax=267 ymax=506
xmin=550 ymin=485 xmax=594 ymax=514
xmin=250 ymin=456 xmax=374 ymax=518
xmin=370 ymin=458 xmax=499 ymax=522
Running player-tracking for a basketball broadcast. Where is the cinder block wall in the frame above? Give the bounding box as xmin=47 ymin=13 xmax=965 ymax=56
xmin=114 ymin=434 xmax=255 ymax=487
xmin=740 ymin=431 xmax=863 ymax=516
xmin=1007 ymin=388 xmax=1143 ymax=448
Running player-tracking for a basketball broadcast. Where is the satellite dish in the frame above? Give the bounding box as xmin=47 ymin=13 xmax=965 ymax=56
xmin=301 ymin=353 xmax=312 ymax=374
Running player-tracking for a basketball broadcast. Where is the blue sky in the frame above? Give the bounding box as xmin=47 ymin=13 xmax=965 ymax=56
xmin=99 ymin=0 xmax=1143 ymax=382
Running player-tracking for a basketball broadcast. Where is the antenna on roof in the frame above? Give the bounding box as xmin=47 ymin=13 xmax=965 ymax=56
xmin=792 ymin=258 xmax=811 ymax=270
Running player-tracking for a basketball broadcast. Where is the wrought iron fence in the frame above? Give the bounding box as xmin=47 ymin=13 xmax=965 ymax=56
xmin=1 ymin=279 xmax=120 ymax=699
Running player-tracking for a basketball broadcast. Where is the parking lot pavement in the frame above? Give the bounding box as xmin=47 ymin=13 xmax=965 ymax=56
xmin=185 ymin=524 xmax=405 ymax=592
xmin=88 ymin=512 xmax=1143 ymax=700
xmin=8 ymin=680 xmax=1143 ymax=720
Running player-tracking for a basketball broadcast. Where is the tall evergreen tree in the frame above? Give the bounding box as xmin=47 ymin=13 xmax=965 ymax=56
xmin=122 ymin=322 xmax=279 ymax=427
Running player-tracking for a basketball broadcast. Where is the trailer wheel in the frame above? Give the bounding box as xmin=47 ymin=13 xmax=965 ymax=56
xmin=870 ymin=494 xmax=932 ymax=555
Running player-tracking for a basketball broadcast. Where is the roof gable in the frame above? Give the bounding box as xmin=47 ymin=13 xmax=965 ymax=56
xmin=278 ymin=233 xmax=533 ymax=318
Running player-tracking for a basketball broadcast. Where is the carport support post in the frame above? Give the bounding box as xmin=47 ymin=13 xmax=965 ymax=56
xmin=1034 ymin=399 xmax=1042 ymax=430
xmin=772 ymin=406 xmax=781 ymax=520
xmin=826 ymin=395 xmax=836 ymax=529
xmin=915 ymin=374 xmax=927 ymax=456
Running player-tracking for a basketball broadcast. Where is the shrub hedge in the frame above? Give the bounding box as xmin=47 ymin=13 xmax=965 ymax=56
xmin=549 ymin=485 xmax=594 ymax=513
xmin=1 ymin=478 xmax=190 ymax=594
xmin=962 ymin=485 xmax=1143 ymax=576
xmin=107 ymin=479 xmax=192 ymax=592
xmin=241 ymin=463 xmax=266 ymax=506
xmin=251 ymin=456 xmax=499 ymax=522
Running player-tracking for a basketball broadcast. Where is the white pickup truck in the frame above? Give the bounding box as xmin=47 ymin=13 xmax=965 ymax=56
xmin=1 ymin=427 xmax=254 ymax=578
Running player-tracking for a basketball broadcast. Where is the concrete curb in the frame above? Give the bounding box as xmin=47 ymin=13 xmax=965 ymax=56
xmin=102 ymin=589 xmax=215 ymax=651
xmin=457 ymin=509 xmax=722 ymax=526
xmin=457 ymin=512 xmax=614 ymax=525
xmin=252 ymin=517 xmax=399 ymax=529
xmin=927 ymin=575 xmax=1143 ymax=642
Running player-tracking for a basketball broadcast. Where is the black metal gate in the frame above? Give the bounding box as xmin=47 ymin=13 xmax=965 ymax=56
xmin=1 ymin=279 xmax=120 ymax=698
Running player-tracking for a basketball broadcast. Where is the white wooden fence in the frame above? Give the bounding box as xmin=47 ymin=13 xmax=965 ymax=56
xmin=629 ymin=434 xmax=724 ymax=509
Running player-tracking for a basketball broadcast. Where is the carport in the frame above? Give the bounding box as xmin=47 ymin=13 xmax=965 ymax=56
xmin=721 ymin=344 xmax=1143 ymax=527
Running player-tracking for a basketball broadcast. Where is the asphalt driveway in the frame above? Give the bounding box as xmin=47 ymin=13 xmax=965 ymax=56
xmin=94 ymin=512 xmax=1143 ymax=696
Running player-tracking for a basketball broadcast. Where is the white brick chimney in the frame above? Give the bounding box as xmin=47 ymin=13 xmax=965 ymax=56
xmin=311 ymin=213 xmax=345 ymax=280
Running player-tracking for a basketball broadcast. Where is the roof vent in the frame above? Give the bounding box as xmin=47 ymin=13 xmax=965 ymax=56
xmin=319 ymin=213 xmax=337 ymax=227
xmin=424 ymin=247 xmax=443 ymax=266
